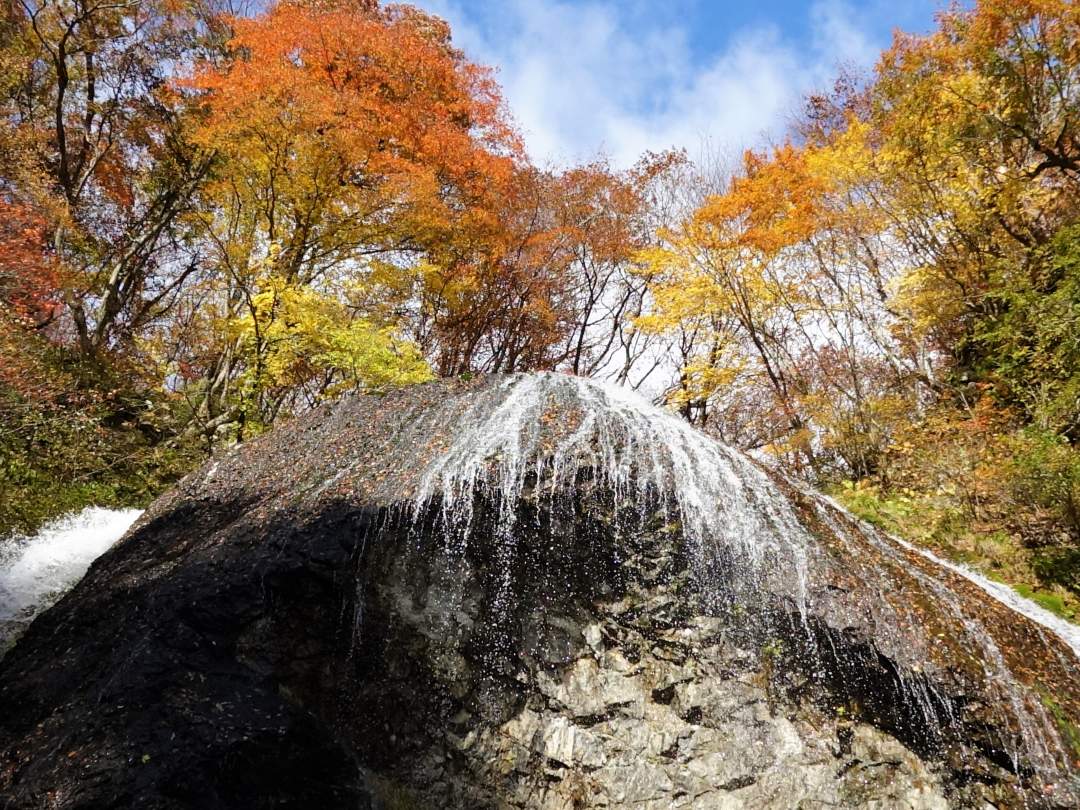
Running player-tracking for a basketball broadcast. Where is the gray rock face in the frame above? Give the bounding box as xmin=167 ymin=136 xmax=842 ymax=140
xmin=0 ymin=373 xmax=1077 ymax=809
xmin=362 ymin=534 xmax=954 ymax=810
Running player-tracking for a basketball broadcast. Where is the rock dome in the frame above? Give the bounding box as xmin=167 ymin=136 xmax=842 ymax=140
xmin=1 ymin=373 xmax=1077 ymax=808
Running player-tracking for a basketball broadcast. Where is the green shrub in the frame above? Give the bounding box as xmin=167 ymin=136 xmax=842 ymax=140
xmin=1005 ymin=428 xmax=1080 ymax=532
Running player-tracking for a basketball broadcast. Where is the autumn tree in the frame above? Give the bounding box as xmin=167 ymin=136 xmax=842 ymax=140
xmin=552 ymin=153 xmax=682 ymax=384
xmin=176 ymin=0 xmax=520 ymax=433
xmin=637 ymin=127 xmax=940 ymax=476
xmin=417 ymin=164 xmax=571 ymax=376
xmin=420 ymin=154 xmax=676 ymax=384
xmin=637 ymin=145 xmax=824 ymax=468
xmin=871 ymin=0 xmax=1080 ymax=435
xmin=0 ymin=0 xmax=221 ymax=356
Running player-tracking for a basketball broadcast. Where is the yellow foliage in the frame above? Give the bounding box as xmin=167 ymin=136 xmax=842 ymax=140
xmin=233 ymin=273 xmax=432 ymax=403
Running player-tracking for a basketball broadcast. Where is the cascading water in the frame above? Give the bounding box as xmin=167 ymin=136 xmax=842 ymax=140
xmin=345 ymin=372 xmax=1080 ymax=799
xmin=406 ymin=373 xmax=815 ymax=623
xmin=887 ymin=529 xmax=1080 ymax=660
xmin=0 ymin=506 xmax=141 ymax=653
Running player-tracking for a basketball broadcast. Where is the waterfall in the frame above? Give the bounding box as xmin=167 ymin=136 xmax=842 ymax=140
xmin=409 ymin=373 xmax=814 ymax=607
xmin=0 ymin=506 xmax=141 ymax=653
xmin=384 ymin=372 xmax=1080 ymax=792
xmin=408 ymin=372 xmax=1079 ymax=658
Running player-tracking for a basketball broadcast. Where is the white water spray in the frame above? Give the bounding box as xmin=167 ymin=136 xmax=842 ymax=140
xmin=411 ymin=373 xmax=814 ymax=605
xmin=0 ymin=506 xmax=141 ymax=651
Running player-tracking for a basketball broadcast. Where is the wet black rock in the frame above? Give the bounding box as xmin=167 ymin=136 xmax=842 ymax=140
xmin=1 ymin=373 xmax=1077 ymax=809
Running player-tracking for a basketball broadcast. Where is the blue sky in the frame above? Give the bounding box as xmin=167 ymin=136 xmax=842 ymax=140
xmin=417 ymin=0 xmax=947 ymax=167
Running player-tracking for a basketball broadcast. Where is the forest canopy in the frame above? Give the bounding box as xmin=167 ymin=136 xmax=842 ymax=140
xmin=1 ymin=0 xmax=1079 ymax=617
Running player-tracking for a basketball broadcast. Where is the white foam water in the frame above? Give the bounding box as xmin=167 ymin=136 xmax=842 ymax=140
xmin=0 ymin=506 xmax=141 ymax=651
xmin=411 ymin=373 xmax=814 ymax=605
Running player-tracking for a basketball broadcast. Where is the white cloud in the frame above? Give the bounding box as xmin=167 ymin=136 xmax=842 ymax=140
xmin=811 ymin=0 xmax=880 ymax=68
xmin=422 ymin=0 xmax=885 ymax=168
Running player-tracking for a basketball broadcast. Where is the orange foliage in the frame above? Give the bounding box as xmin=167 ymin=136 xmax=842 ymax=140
xmin=424 ymin=155 xmax=662 ymax=375
xmin=698 ymin=144 xmax=827 ymax=255
xmin=189 ymin=0 xmax=520 ymax=247
xmin=0 ymin=200 xmax=64 ymax=328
